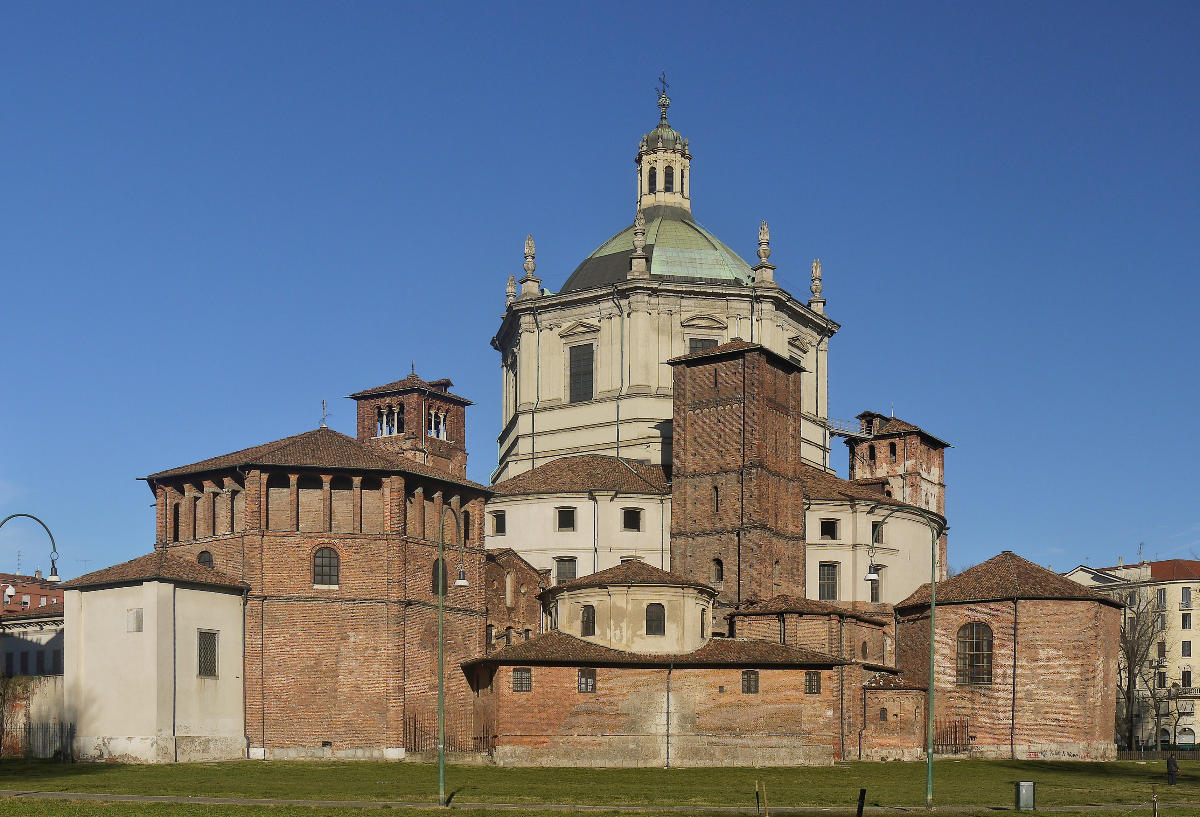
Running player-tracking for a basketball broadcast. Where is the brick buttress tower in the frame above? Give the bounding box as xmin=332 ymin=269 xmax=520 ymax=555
xmin=668 ymin=340 xmax=806 ymax=633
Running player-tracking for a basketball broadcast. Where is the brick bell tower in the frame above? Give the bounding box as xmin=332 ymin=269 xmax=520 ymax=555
xmin=348 ymin=371 xmax=472 ymax=479
xmin=668 ymin=340 xmax=806 ymax=632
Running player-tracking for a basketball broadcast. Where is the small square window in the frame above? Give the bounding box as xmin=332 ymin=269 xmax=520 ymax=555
xmin=577 ymin=668 xmax=597 ymax=693
xmin=492 ymin=511 xmax=506 ymax=536
xmin=513 ymin=667 xmax=532 ymax=692
xmin=819 ymin=519 xmax=838 ymax=540
xmin=622 ymin=508 xmax=643 ymax=532
xmin=556 ymin=507 xmax=576 ymax=532
xmin=198 ymin=630 xmax=218 ymax=679
xmin=741 ymin=670 xmax=759 ymax=694
xmin=805 ymin=670 xmax=822 ymax=694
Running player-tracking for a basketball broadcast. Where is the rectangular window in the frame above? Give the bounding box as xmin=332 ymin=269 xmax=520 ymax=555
xmin=688 ymin=337 xmax=719 ymax=353
xmin=20 ymin=652 xmax=30 ymax=675
xmin=492 ymin=511 xmax=506 ymax=536
xmin=871 ymin=522 xmax=884 ymax=544
xmin=568 ymin=344 xmax=594 ymax=403
xmin=1185 ymin=670 xmax=1194 ymax=688
xmin=513 ymin=667 xmax=532 ymax=692
xmin=555 ymin=557 xmax=577 ymax=584
xmin=1158 ymin=671 xmax=1168 ymax=689
xmin=198 ymin=630 xmax=219 ymax=678
xmin=1158 ymin=588 xmax=1168 ymax=609
xmin=1158 ymin=613 xmax=1167 ymax=630
xmin=1185 ymin=642 xmax=1193 ymax=658
xmin=51 ymin=649 xmax=62 ymax=675
xmin=1185 ymin=587 xmax=1193 ymax=608
xmin=577 ymin=668 xmax=597 ymax=693
xmin=622 ymin=508 xmax=643 ymax=532
xmin=1159 ymin=641 xmax=1168 ymax=659
xmin=869 ymin=578 xmax=881 ymax=603
xmin=805 ymin=670 xmax=822 ymax=694
xmin=818 ymin=562 xmax=838 ymax=601
xmin=581 ymin=604 xmax=596 ymax=637
xmin=3 ymin=653 xmax=11 ymax=677
xmin=35 ymin=651 xmax=45 ymax=675
xmin=126 ymin=608 xmax=143 ymax=633
xmin=741 ymin=670 xmax=759 ymax=694
xmin=1185 ymin=613 xmax=1192 ymax=630
xmin=819 ymin=519 xmax=838 ymax=540
xmin=556 ymin=507 xmax=576 ymax=532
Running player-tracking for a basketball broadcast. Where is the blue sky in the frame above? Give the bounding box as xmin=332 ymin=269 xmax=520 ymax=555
xmin=1 ymin=2 xmax=1197 ymax=578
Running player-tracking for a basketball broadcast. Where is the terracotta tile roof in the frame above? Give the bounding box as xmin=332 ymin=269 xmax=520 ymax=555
xmin=666 ymin=337 xmax=762 ymax=364
xmin=60 ymin=551 xmax=248 ymax=592
xmin=490 ymin=455 xmax=669 ymax=496
xmin=1091 ymin=559 xmax=1200 ymax=581
xmin=732 ymin=595 xmax=890 ymax=626
xmin=539 ymin=560 xmax=714 ymax=599
xmin=145 ymin=427 xmax=488 ymax=491
xmin=864 ymin=671 xmax=925 ymax=691
xmin=896 ymin=551 xmax=1123 ymax=611
xmin=857 ymin=411 xmax=951 ymax=448
xmin=348 ymin=372 xmax=472 ymax=404
xmin=462 ymin=630 xmax=848 ymax=669
xmin=0 ymin=602 xmax=64 ymax=622
xmin=796 ymin=464 xmax=942 ymax=520
xmin=0 ymin=572 xmax=60 ymax=587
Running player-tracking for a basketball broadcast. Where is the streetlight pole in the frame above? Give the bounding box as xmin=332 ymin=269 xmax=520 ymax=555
xmin=436 ymin=505 xmax=470 ymax=808
xmin=0 ymin=514 xmax=60 ymax=581
xmin=868 ymin=503 xmax=945 ymax=809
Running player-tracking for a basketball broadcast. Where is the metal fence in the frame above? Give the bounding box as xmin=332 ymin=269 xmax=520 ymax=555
xmin=404 ymin=712 xmax=493 ymax=755
xmin=933 ymin=717 xmax=970 ymax=754
xmin=23 ymin=721 xmax=74 ymax=762
xmin=1118 ymin=748 xmax=1200 ymax=761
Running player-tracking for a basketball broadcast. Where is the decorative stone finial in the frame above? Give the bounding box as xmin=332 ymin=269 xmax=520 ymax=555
xmin=682 ymin=138 xmax=689 ymax=156
xmin=505 ymin=274 xmax=517 ymax=306
xmin=629 ymin=209 xmax=649 ymax=278
xmin=751 ymin=220 xmax=776 ymax=287
xmin=757 ymin=220 xmax=771 ymax=262
xmin=809 ymin=258 xmax=825 ymax=313
xmin=518 ymin=234 xmax=541 ymax=298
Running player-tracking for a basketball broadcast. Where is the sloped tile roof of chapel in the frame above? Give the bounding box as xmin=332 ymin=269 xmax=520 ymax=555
xmin=794 ymin=463 xmax=943 ymax=517
xmin=462 ymin=630 xmax=849 ymax=669
xmin=895 ymin=551 xmax=1123 ymax=611
xmin=490 ymin=455 xmax=669 ymax=496
xmin=539 ymin=560 xmax=714 ymax=598
xmin=666 ymin=338 xmax=786 ymax=365
xmin=60 ymin=551 xmax=248 ymax=592
xmin=145 ymin=427 xmax=488 ymax=490
xmin=731 ymin=595 xmax=890 ymax=626
xmin=348 ymin=372 xmax=472 ymax=404
xmin=857 ymin=411 xmax=951 ymax=448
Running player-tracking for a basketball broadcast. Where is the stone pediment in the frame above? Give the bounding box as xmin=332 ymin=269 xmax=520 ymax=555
xmin=559 ymin=320 xmax=601 ymax=338
xmin=680 ymin=313 xmax=727 ymax=330
xmin=788 ymin=334 xmax=811 ymax=355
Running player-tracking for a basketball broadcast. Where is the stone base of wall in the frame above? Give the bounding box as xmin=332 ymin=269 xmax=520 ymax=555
xmin=974 ymin=741 xmax=1116 ymax=761
xmin=75 ymin=735 xmax=245 ymax=763
xmin=862 ymin=746 xmax=925 ymax=762
xmin=263 ymin=745 xmax=406 ymax=760
xmin=494 ymin=735 xmax=835 ymax=767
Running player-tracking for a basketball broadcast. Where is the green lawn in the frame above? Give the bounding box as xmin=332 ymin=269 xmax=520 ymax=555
xmin=0 ymin=758 xmax=1196 ymax=813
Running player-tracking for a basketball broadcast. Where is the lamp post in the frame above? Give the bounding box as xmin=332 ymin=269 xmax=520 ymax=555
xmin=436 ymin=505 xmax=470 ymax=808
xmin=0 ymin=514 xmax=60 ymax=581
xmin=867 ymin=503 xmax=945 ymax=809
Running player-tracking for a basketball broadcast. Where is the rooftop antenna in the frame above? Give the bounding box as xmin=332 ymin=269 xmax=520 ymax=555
xmin=15 ymin=550 xmax=21 ymax=574
xmin=320 ymin=399 xmax=328 ymax=428
xmin=890 ymin=401 xmax=894 ymax=418
xmin=75 ymin=558 xmax=92 ymax=572
xmin=411 ymin=360 xmax=416 ymax=375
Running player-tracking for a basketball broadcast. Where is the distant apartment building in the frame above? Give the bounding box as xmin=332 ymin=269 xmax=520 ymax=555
xmin=1067 ymin=559 xmax=1200 ymax=748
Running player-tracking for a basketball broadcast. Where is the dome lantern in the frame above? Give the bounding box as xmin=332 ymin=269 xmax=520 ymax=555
xmin=636 ymin=78 xmax=691 ymax=215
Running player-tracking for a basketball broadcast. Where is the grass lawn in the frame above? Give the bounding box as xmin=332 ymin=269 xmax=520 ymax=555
xmin=1 ymin=757 xmax=1197 ymax=813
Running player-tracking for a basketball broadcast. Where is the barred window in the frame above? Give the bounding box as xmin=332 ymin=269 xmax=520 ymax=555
xmin=577 ymin=668 xmax=597 ymax=693
xmin=512 ymin=667 xmax=532 ymax=692
xmin=805 ymin=670 xmax=821 ymax=694
xmin=198 ymin=630 xmax=218 ymax=678
xmin=818 ymin=562 xmax=838 ymax=601
xmin=741 ymin=670 xmax=759 ymax=694
xmin=197 ymin=550 xmax=214 ymax=568
xmin=646 ymin=603 xmax=665 ymax=636
xmin=956 ymin=622 xmax=993 ymax=685
xmin=581 ymin=604 xmax=596 ymax=637
xmin=313 ymin=547 xmax=339 ymax=586
xmin=879 ymin=707 xmax=889 ymax=722
xmin=555 ymin=557 xmax=577 ymax=583
xmin=568 ymin=344 xmax=594 ymax=403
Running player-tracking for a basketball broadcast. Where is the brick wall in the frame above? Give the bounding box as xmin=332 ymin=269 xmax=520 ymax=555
xmin=734 ymin=612 xmax=891 ymax=663
xmin=484 ymin=551 xmax=545 ymax=649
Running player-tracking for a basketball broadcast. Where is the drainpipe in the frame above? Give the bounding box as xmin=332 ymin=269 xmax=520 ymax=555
xmin=1011 ymin=598 xmax=1019 ymax=759
xmin=610 ymin=287 xmax=624 ymax=459
xmin=665 ymin=663 xmax=673 ymax=768
xmin=737 ymin=354 xmax=746 ymax=606
xmin=588 ymin=491 xmax=599 ymax=575
xmin=659 ymin=495 xmax=667 ymax=570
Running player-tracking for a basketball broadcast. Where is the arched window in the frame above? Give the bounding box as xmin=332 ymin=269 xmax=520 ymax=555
xmin=649 ymin=166 xmax=657 ymax=193
xmin=646 ymin=603 xmax=665 ymax=636
xmin=197 ymin=551 xmax=214 ymax=569
xmin=868 ymin=444 xmax=876 ymax=463
xmin=713 ymin=485 xmax=720 ymax=514
xmin=313 ymin=547 xmax=339 ymax=586
xmin=956 ymin=622 xmax=993 ymax=685
xmin=396 ymin=403 xmax=404 ymax=433
xmin=581 ymin=604 xmax=596 ymax=637
xmin=862 ymin=642 xmax=868 ymax=659
xmin=889 ymin=441 xmax=897 ymax=462
xmin=376 ymin=406 xmax=385 ymax=437
xmin=504 ymin=572 xmax=515 ymax=607
xmin=712 ymin=558 xmax=724 ymax=583
xmin=664 ymin=165 xmax=674 ymax=192
xmin=432 ymin=558 xmax=448 ymax=596
xmin=462 ymin=511 xmax=471 ymax=544
xmin=879 ymin=707 xmax=889 ymax=722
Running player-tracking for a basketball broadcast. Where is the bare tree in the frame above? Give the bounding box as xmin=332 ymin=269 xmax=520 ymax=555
xmin=1117 ymin=586 xmax=1160 ymax=749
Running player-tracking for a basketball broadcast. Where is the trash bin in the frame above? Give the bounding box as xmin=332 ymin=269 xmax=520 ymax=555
xmin=1015 ymin=781 xmax=1036 ymax=811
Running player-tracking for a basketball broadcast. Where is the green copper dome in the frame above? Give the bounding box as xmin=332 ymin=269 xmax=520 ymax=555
xmin=560 ymin=205 xmax=753 ymax=293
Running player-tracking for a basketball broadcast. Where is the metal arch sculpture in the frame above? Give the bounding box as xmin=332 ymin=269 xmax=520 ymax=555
xmin=0 ymin=513 xmax=59 ymax=578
